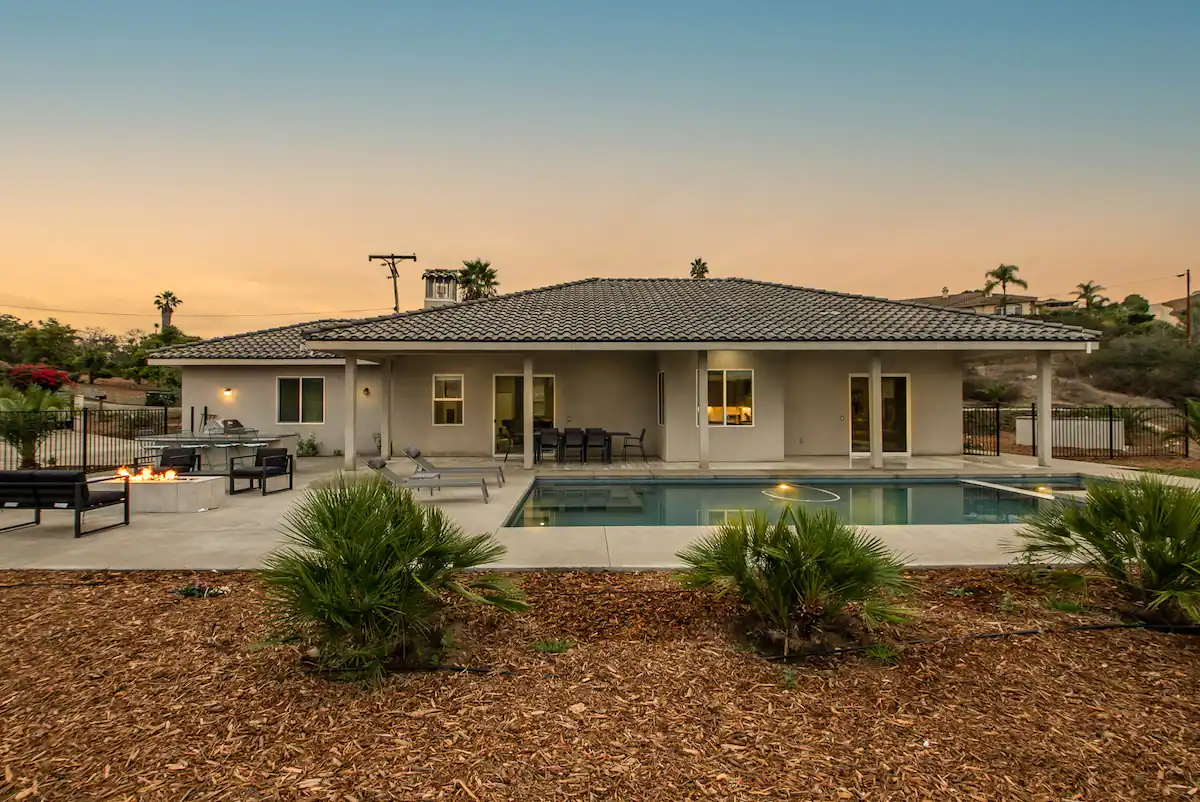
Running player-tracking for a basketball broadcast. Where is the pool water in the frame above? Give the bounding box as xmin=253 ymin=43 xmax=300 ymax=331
xmin=504 ymin=477 xmax=1087 ymax=528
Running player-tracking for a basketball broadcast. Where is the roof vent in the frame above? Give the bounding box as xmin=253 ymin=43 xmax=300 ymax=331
xmin=941 ymin=286 xmax=950 ymax=298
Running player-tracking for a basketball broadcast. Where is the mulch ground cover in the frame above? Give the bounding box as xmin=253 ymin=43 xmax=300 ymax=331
xmin=1 ymin=569 xmax=1198 ymax=800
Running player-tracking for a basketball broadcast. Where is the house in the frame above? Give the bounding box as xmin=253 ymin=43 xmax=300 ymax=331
xmin=149 ymin=274 xmax=1100 ymax=470
xmin=905 ymin=287 xmax=1042 ymax=316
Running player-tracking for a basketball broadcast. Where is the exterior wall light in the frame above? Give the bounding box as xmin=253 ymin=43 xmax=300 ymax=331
xmin=222 ymin=388 xmax=233 ymax=398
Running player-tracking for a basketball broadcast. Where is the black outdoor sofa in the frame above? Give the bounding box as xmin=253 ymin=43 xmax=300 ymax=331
xmin=0 ymin=470 xmax=130 ymax=538
xmin=228 ymin=447 xmax=294 ymax=496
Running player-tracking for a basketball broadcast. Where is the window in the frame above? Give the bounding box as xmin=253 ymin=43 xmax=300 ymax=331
xmin=277 ymin=377 xmax=324 ymax=424
xmin=657 ymin=371 xmax=665 ymax=425
xmin=993 ymin=303 xmax=1022 ymax=315
xmin=698 ymin=369 xmax=754 ymax=426
xmin=433 ymin=374 xmax=464 ymax=425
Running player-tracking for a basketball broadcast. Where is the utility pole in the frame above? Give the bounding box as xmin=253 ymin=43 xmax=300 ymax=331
xmin=1179 ymin=269 xmax=1192 ymax=346
xmin=369 ymin=253 xmax=418 ymax=313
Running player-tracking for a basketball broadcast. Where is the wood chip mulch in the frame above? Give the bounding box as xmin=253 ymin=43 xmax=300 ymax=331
xmin=1 ymin=569 xmax=1198 ymax=800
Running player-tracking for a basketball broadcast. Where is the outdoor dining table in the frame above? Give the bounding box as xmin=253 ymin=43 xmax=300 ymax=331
xmin=136 ymin=432 xmax=300 ymax=472
xmin=531 ymin=429 xmax=630 ymax=464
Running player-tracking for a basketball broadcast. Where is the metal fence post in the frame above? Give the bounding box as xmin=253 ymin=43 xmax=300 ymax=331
xmin=81 ymin=408 xmax=89 ymax=471
xmin=1186 ymin=403 xmax=1191 ymax=459
xmin=1030 ymin=402 xmax=1037 ymax=457
xmin=1108 ymin=405 xmax=1115 ymax=460
xmin=993 ymin=402 xmax=1001 ymax=456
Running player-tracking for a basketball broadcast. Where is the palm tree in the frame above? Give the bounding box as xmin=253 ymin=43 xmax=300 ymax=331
xmin=458 ymin=260 xmax=499 ymax=301
xmin=1073 ymin=281 xmax=1107 ymax=310
xmin=263 ymin=473 xmax=527 ymax=682
xmin=0 ymin=385 xmax=70 ymax=468
xmin=982 ymin=264 xmax=1028 ymax=315
xmin=689 ymin=258 xmax=709 ymax=279
xmin=153 ymin=291 xmax=182 ymax=329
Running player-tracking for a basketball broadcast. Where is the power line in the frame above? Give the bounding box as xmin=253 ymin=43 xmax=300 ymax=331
xmin=0 ymin=303 xmax=392 ymax=319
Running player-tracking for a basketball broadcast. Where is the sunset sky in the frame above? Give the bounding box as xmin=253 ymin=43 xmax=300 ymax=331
xmin=2 ymin=1 xmax=1197 ymax=337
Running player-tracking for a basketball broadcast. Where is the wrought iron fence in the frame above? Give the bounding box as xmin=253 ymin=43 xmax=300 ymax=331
xmin=962 ymin=403 xmax=1001 ymax=456
xmin=0 ymin=407 xmax=169 ymax=471
xmin=963 ymin=403 xmax=1190 ymax=459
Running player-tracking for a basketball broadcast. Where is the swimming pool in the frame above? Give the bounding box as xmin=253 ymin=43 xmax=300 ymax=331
xmin=503 ymin=476 xmax=1089 ymax=528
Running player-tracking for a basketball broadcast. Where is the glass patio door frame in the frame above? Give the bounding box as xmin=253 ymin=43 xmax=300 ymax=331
xmin=491 ymin=373 xmax=557 ymax=456
xmin=847 ymin=373 xmax=912 ymax=457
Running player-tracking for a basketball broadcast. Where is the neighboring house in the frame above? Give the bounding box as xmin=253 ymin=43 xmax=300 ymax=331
xmin=905 ymin=287 xmax=1042 ymax=316
xmin=1160 ymin=294 xmax=1198 ymax=323
xmin=150 ymin=276 xmax=1099 ymax=469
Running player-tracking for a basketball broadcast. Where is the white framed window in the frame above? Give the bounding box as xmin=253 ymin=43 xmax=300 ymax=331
xmin=433 ymin=374 xmax=464 ymax=426
xmin=993 ymin=304 xmax=1022 ymax=315
xmin=277 ymin=377 xmax=325 ymax=424
xmin=696 ymin=369 xmax=754 ymax=426
xmin=657 ymin=371 xmax=665 ymax=426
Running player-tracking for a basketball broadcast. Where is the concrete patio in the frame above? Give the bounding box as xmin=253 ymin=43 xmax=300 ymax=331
xmin=0 ymin=454 xmax=1191 ymax=571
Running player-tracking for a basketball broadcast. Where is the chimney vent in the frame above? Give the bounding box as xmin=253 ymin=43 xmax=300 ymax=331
xmin=941 ymin=286 xmax=949 ymax=299
xmin=422 ymin=269 xmax=459 ymax=309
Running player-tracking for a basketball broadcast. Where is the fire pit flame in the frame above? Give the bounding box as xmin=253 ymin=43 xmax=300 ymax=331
xmin=115 ymin=466 xmax=179 ymax=482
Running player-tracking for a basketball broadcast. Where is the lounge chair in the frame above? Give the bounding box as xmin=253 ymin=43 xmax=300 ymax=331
xmin=401 ymin=447 xmax=504 ymax=486
xmin=365 ymin=458 xmax=489 ymax=503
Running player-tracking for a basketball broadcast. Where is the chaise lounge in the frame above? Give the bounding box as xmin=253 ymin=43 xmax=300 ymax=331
xmin=365 ymin=458 xmax=489 ymax=503
xmin=401 ymin=447 xmax=505 ymax=486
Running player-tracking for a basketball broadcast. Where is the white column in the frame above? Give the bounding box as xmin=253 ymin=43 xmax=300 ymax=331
xmin=523 ymin=355 xmax=534 ymax=470
xmin=1037 ymin=351 xmax=1053 ymax=467
xmin=697 ymin=350 xmax=710 ymax=469
xmin=343 ymin=354 xmax=358 ymax=470
xmin=868 ymin=353 xmax=884 ymax=469
xmin=379 ymin=357 xmax=393 ymax=459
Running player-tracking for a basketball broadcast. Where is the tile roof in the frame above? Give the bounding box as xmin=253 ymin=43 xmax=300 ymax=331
xmin=149 ymin=319 xmax=356 ymax=360
xmin=905 ymin=290 xmax=1039 ymax=309
xmin=305 ymin=278 xmax=1099 ymax=345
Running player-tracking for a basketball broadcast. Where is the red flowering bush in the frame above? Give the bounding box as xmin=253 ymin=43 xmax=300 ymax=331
xmin=7 ymin=364 xmax=70 ymax=392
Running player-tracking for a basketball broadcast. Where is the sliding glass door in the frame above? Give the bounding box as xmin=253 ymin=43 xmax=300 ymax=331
xmin=849 ymin=375 xmax=909 ymax=454
xmin=493 ymin=375 xmax=556 ymax=454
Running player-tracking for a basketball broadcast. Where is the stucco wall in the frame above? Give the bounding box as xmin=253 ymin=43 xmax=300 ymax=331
xmin=658 ymin=350 xmax=786 ymax=462
xmin=179 ymin=348 xmax=964 ymax=461
xmin=385 ymin=352 xmax=660 ymax=457
xmin=783 ymin=351 xmax=963 ymax=456
xmin=180 ymin=364 xmax=382 ymax=456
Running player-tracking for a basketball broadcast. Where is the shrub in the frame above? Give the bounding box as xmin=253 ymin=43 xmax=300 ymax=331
xmin=296 ymin=433 xmax=320 ymax=457
xmin=262 ymin=473 xmax=528 ymax=682
xmin=7 ymin=364 xmax=70 ymax=392
xmin=0 ymin=385 xmax=70 ymax=468
xmin=1012 ymin=475 xmax=1200 ymax=623
xmin=968 ymin=380 xmax=1021 ymax=404
xmin=676 ymin=507 xmax=909 ymax=656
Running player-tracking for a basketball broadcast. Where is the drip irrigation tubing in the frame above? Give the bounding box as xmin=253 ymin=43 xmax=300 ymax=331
xmin=765 ymin=621 xmax=1200 ymax=662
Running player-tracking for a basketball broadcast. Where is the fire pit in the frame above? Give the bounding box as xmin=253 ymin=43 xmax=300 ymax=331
xmin=102 ymin=467 xmax=223 ymax=514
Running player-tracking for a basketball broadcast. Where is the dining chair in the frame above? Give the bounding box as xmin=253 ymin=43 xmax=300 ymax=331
xmin=561 ymin=428 xmax=585 ymax=463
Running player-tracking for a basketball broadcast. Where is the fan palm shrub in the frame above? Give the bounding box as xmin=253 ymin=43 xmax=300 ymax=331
xmin=0 ymin=384 xmax=70 ymax=468
xmin=1012 ymin=475 xmax=1200 ymax=623
xmin=676 ymin=507 xmax=909 ymax=656
xmin=262 ymin=473 xmax=528 ymax=682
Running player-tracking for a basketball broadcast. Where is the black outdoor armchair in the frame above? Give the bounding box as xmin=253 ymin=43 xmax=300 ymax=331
xmin=135 ymin=446 xmax=201 ymax=473
xmin=228 ymin=447 xmax=294 ymax=496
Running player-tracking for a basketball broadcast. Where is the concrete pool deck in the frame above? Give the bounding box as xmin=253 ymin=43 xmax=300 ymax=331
xmin=0 ymin=454 xmax=1195 ymax=571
